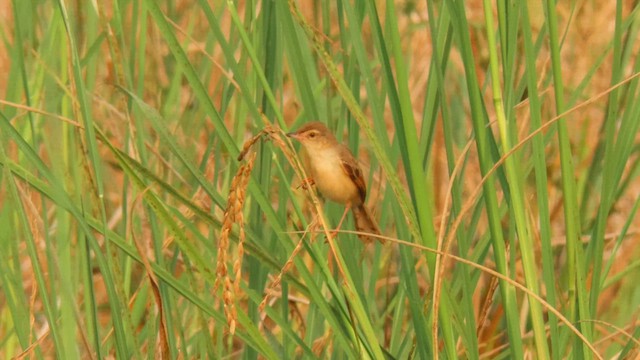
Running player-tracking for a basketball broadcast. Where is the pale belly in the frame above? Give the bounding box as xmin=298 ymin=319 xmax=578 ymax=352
xmin=308 ymin=151 xmax=360 ymax=205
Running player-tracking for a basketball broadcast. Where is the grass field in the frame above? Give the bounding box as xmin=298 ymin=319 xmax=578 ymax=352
xmin=1 ymin=0 xmax=639 ymax=359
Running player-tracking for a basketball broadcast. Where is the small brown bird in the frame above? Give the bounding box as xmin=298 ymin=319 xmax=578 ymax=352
xmin=287 ymin=121 xmax=383 ymax=244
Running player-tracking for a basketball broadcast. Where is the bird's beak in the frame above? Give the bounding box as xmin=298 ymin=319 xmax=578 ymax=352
xmin=286 ymin=131 xmax=299 ymax=140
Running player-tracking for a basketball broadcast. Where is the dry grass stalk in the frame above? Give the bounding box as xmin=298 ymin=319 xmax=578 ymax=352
xmin=476 ymin=272 xmax=501 ymax=339
xmin=216 ymin=150 xmax=257 ymax=335
xmin=238 ymin=123 xmax=300 ymax=174
xmin=246 ymin=122 xmax=349 ymax=316
xmin=258 ymin=218 xmax=319 ymax=313
xmin=126 ymin=187 xmax=171 ymax=359
xmin=232 ymin=123 xmax=340 ymax=329
xmin=238 ymin=124 xmax=280 ymax=161
xmin=234 ymin=123 xmax=305 ymax=316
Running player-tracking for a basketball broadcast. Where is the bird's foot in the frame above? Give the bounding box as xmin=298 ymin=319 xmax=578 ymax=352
xmin=296 ymin=177 xmax=315 ymax=190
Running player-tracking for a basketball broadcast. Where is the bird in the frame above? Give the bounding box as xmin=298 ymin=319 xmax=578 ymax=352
xmin=287 ymin=121 xmax=383 ymax=244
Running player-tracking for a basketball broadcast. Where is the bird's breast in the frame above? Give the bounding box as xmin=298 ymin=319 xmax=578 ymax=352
xmin=309 ymin=150 xmax=360 ymax=205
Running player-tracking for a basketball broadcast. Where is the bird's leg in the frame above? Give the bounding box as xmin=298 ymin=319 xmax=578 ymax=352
xmin=329 ymin=204 xmax=351 ymax=239
xmin=296 ymin=177 xmax=315 ymax=190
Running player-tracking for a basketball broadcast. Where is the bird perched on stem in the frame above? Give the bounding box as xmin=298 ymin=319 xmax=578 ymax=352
xmin=287 ymin=121 xmax=383 ymax=244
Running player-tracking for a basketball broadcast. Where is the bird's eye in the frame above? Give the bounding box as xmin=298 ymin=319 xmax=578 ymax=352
xmin=308 ymin=132 xmax=316 ymax=138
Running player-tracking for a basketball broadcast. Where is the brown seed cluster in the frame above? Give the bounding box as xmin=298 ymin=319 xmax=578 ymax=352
xmin=216 ymin=150 xmax=256 ymax=335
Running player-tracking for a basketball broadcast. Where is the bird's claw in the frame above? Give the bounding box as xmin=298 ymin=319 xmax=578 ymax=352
xmin=296 ymin=177 xmax=315 ymax=190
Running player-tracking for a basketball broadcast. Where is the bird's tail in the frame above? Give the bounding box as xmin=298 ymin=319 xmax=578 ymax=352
xmin=352 ymin=205 xmax=384 ymax=244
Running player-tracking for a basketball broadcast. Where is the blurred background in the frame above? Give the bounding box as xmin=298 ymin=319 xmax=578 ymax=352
xmin=0 ymin=1 xmax=639 ymax=358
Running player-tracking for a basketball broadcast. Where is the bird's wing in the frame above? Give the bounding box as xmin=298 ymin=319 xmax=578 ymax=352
xmin=339 ymin=147 xmax=367 ymax=202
